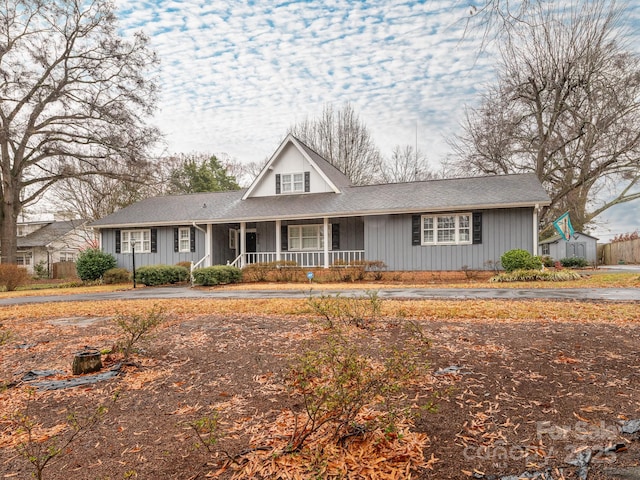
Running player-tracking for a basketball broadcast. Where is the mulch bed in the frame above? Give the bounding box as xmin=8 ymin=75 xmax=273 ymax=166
xmin=1 ymin=310 xmax=639 ymax=479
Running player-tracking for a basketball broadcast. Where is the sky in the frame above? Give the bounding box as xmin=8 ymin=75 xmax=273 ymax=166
xmin=113 ymin=0 xmax=640 ymax=242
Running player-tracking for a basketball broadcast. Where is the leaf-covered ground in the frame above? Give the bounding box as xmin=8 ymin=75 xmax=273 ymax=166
xmin=1 ymin=296 xmax=639 ymax=479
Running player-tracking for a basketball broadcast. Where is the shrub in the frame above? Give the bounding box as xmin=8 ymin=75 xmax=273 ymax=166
xmin=135 ymin=265 xmax=189 ymax=286
xmin=115 ymin=304 xmax=166 ymax=360
xmin=541 ymin=255 xmax=554 ymax=268
xmin=103 ymin=268 xmax=131 ymax=284
xmin=0 ymin=264 xmax=30 ymax=292
xmin=500 ymin=249 xmax=542 ymax=272
xmin=76 ymin=248 xmax=116 ymax=281
xmin=307 ymin=291 xmax=382 ymax=329
xmin=490 ymin=269 xmax=581 ymax=282
xmin=192 ymin=265 xmax=242 ymax=286
xmin=559 ymin=257 xmax=589 ymax=268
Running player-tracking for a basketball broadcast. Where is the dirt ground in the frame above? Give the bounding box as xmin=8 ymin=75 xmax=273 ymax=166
xmin=1 ymin=303 xmax=639 ymax=479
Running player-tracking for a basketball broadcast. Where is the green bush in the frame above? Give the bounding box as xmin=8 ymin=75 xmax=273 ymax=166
xmin=135 ymin=265 xmax=189 ymax=286
xmin=76 ymin=249 xmax=116 ymax=281
xmin=103 ymin=268 xmax=131 ymax=284
xmin=192 ymin=265 xmax=242 ymax=286
xmin=559 ymin=257 xmax=589 ymax=268
xmin=490 ymin=269 xmax=581 ymax=282
xmin=500 ymin=249 xmax=542 ymax=272
xmin=0 ymin=264 xmax=30 ymax=292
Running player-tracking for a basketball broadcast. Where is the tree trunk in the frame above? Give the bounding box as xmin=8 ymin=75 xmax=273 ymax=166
xmin=0 ymin=185 xmax=20 ymax=265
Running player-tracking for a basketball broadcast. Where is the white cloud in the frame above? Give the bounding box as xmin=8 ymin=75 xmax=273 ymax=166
xmin=113 ymin=0 xmax=640 ymax=238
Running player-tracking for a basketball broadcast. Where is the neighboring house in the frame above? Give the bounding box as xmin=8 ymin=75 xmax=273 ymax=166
xmin=15 ymin=219 xmax=94 ymax=276
xmin=538 ymin=232 xmax=598 ymax=265
xmin=91 ymin=134 xmax=551 ymax=272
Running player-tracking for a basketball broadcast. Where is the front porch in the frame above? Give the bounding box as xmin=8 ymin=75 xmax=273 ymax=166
xmin=205 ymin=216 xmax=366 ymax=269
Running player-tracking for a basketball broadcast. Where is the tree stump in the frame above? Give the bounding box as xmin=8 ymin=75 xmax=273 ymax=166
xmin=72 ymin=349 xmax=102 ymax=375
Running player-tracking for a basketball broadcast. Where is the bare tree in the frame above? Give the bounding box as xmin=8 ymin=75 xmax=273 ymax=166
xmin=380 ymin=145 xmax=435 ymax=183
xmin=0 ymin=0 xmax=159 ymax=263
xmin=290 ymin=103 xmax=383 ymax=185
xmin=52 ymin=162 xmax=164 ymax=222
xmin=451 ymin=0 xmax=640 ymax=231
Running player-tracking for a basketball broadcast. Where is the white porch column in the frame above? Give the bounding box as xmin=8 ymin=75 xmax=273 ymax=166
xmin=206 ymin=224 xmax=212 ymax=267
xmin=275 ymin=219 xmax=281 ymax=262
xmin=240 ymin=221 xmax=246 ymax=268
xmin=323 ymin=217 xmax=329 ymax=268
xmin=532 ymin=205 xmax=539 ymax=256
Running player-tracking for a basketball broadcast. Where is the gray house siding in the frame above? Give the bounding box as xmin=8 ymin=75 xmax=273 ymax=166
xmin=364 ymin=208 xmax=534 ymax=270
xmin=102 ymin=226 xmax=205 ymax=270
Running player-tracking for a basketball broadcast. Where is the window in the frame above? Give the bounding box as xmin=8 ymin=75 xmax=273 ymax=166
xmin=178 ymin=227 xmax=191 ymax=252
xmin=288 ymin=224 xmax=328 ymax=250
xmin=16 ymin=251 xmax=32 ymax=266
xmin=541 ymin=244 xmax=550 ymax=255
xmin=59 ymin=252 xmax=76 ymax=262
xmin=282 ymin=173 xmax=304 ymax=193
xmin=421 ymin=214 xmax=472 ymax=245
xmin=121 ymin=230 xmax=151 ymax=253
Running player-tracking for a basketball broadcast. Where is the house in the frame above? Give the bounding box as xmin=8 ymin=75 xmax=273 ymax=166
xmin=91 ymin=134 xmax=551 ymax=272
xmin=538 ymin=232 xmax=598 ymax=265
xmin=16 ymin=218 xmax=94 ymax=276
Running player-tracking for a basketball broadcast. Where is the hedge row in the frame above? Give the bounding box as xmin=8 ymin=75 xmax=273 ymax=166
xmin=192 ymin=265 xmax=242 ymax=286
xmin=135 ymin=265 xmax=190 ymax=286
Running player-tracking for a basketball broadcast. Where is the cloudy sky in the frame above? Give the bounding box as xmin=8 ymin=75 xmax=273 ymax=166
xmin=114 ymin=0 xmax=640 ymax=241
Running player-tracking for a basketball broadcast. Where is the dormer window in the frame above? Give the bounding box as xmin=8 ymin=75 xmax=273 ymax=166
xmin=276 ymin=171 xmax=311 ymax=194
xmin=282 ymin=173 xmax=304 ymax=193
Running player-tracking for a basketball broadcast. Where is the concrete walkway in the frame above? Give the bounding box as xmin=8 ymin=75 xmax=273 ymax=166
xmin=1 ymin=285 xmax=639 ymax=305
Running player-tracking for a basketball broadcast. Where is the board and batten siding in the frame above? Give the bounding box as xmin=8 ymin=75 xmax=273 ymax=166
xmin=364 ymin=208 xmax=534 ymax=271
xmin=101 ymin=226 xmax=205 ymax=270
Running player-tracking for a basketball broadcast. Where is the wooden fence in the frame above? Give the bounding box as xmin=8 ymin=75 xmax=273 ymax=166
xmin=601 ymin=238 xmax=640 ymax=265
xmin=52 ymin=261 xmax=78 ymax=279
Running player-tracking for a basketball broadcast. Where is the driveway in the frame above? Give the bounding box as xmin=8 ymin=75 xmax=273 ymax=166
xmin=0 ymin=285 xmax=639 ymax=305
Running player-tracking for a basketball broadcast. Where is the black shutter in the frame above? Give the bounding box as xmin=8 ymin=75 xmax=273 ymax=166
xmin=173 ymin=228 xmax=179 ymax=252
xmin=472 ymin=212 xmax=482 ymax=244
xmin=190 ymin=226 xmax=196 ymax=252
xmin=115 ymin=229 xmax=121 ymax=254
xmin=281 ymin=225 xmax=288 ymax=251
xmin=275 ymin=174 xmax=281 ymax=194
xmin=151 ymin=229 xmax=158 ymax=253
xmin=331 ymin=223 xmax=340 ymax=250
xmin=304 ymin=171 xmax=310 ymax=192
xmin=411 ymin=215 xmax=421 ymax=246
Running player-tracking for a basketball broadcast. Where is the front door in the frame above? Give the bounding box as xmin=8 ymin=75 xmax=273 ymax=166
xmin=245 ymin=232 xmax=257 ymax=264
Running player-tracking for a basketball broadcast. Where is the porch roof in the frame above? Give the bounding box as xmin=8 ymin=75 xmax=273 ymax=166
xmin=91 ymin=173 xmax=550 ymax=228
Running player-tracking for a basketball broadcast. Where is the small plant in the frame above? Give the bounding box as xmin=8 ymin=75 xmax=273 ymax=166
xmin=33 ymin=260 xmax=49 ymax=279
xmin=76 ymin=248 xmax=116 ymax=281
xmin=190 ymin=411 xmax=220 ymax=452
xmin=0 ymin=264 xmax=30 ymax=291
xmin=559 ymin=257 xmax=589 ymax=268
xmin=461 ymin=265 xmax=478 ymax=280
xmin=12 ymin=388 xmax=116 ymax=480
xmin=102 ymin=267 xmax=131 ymax=284
xmin=307 ymin=290 xmax=382 ymax=329
xmin=114 ymin=304 xmax=166 ymax=360
xmin=500 ymin=249 xmax=543 ymax=272
xmin=0 ymin=325 xmax=12 ymax=346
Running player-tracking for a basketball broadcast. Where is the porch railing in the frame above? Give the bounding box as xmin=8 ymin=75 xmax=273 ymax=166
xmin=230 ymin=250 xmax=365 ymax=268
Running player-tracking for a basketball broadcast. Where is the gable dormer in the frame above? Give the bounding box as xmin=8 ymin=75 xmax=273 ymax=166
xmin=242 ymin=134 xmax=350 ymax=199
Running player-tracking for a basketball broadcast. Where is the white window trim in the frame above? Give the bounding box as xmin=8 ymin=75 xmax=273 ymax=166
xmin=178 ymin=227 xmax=191 ymax=253
xmin=282 ymin=172 xmax=304 ymax=193
xmin=121 ymin=229 xmax=151 ymax=253
xmin=288 ymin=224 xmax=330 ymax=251
xmin=229 ymin=228 xmax=237 ymax=249
xmin=421 ymin=213 xmax=472 ymax=246
xmin=16 ymin=250 xmax=33 ymax=266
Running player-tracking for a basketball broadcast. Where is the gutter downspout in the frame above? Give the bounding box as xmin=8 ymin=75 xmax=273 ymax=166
xmin=533 ymin=205 xmax=539 ymax=256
